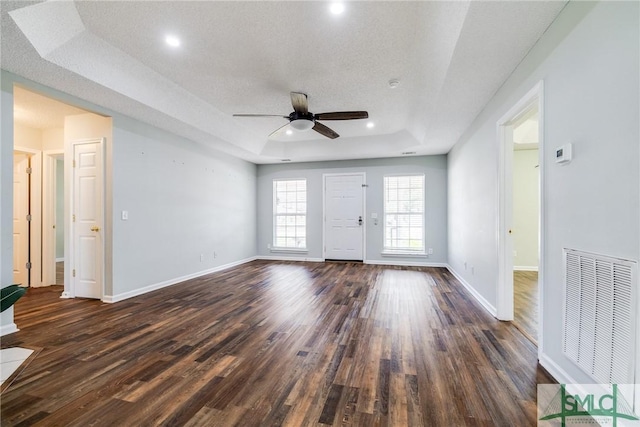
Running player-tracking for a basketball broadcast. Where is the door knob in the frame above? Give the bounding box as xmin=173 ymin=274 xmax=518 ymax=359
xmin=358 ymin=216 xmax=363 ymax=226
xmin=91 ymin=226 xmax=100 ymax=232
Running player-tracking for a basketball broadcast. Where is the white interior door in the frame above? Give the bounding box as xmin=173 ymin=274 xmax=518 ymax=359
xmin=324 ymin=174 xmax=364 ymax=260
xmin=73 ymin=140 xmax=103 ymax=299
xmin=13 ymin=153 xmax=30 ymax=286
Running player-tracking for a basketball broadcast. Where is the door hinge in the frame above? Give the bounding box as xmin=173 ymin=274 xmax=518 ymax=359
xmin=72 ymin=269 xmax=76 ymax=277
xmin=73 ymin=214 xmax=76 ymax=222
xmin=26 ymin=167 xmax=32 ymax=174
xmin=26 ymin=262 xmax=32 ymax=270
xmin=26 ymin=214 xmax=32 ymax=221
xmin=73 ymin=160 xmax=76 ymax=168
xmin=361 ymin=184 xmax=368 ymax=187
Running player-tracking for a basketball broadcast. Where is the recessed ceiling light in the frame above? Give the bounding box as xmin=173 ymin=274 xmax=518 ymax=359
xmin=366 ymin=122 xmax=374 ymax=129
xmin=330 ymin=2 xmax=345 ymax=15
xmin=165 ymin=35 xmax=181 ymax=47
xmin=286 ymin=129 xmax=293 ymax=135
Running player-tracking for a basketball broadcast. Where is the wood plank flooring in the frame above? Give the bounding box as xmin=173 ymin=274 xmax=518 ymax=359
xmin=1 ymin=261 xmax=553 ymax=426
xmin=513 ymin=271 xmax=538 ymax=343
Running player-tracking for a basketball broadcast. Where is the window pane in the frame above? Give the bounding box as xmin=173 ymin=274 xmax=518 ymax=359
xmin=273 ymin=179 xmax=307 ymax=248
xmin=383 ymin=174 xmax=424 ymax=252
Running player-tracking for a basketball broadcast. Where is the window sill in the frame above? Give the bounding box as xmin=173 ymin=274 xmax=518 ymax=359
xmin=270 ymin=248 xmax=309 ymax=254
xmin=381 ymin=251 xmax=427 ymax=258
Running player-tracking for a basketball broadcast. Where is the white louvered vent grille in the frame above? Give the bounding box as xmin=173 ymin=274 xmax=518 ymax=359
xmin=563 ymin=249 xmax=637 ymax=385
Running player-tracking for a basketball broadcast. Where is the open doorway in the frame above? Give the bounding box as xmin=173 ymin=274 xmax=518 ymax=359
xmin=13 ymin=86 xmax=86 ymax=290
xmin=55 ymin=158 xmax=64 ymax=285
xmin=511 ymin=106 xmax=539 ymax=342
xmin=496 ymin=82 xmax=544 ymax=350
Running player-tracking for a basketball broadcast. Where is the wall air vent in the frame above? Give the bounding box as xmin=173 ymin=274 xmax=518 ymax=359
xmin=563 ymin=249 xmax=637 ymax=388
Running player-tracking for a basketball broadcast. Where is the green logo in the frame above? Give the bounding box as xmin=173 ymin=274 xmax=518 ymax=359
xmin=539 ymin=384 xmax=639 ymax=426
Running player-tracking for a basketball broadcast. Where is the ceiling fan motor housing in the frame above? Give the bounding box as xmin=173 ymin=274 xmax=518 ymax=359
xmin=288 ymin=111 xmax=315 ymax=122
xmin=288 ymin=111 xmax=315 ymax=131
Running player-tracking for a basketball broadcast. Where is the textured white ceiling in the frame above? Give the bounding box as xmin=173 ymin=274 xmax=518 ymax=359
xmin=13 ymin=86 xmax=90 ymax=130
xmin=1 ymin=1 xmax=567 ymax=164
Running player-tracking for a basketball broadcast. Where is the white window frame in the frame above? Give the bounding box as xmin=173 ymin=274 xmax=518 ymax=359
xmin=272 ymin=178 xmax=307 ymax=251
xmin=383 ymin=174 xmax=426 ymax=255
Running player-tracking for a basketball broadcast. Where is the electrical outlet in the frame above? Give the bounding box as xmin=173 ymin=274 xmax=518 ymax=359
xmin=200 ymin=254 xmax=204 ymax=262
xmin=428 ymin=248 xmax=433 ymax=255
xmin=214 ymin=252 xmax=217 ymax=259
xmin=267 ymin=243 xmax=271 ymax=249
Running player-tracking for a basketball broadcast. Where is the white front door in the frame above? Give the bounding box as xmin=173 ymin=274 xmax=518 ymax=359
xmin=324 ymin=174 xmax=365 ymax=260
xmin=13 ymin=153 xmax=30 ymax=286
xmin=72 ymin=140 xmax=104 ymax=299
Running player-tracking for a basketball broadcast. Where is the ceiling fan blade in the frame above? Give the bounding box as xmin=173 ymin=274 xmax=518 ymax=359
xmin=315 ymin=111 xmax=369 ymax=121
xmin=313 ymin=122 xmax=339 ymax=139
xmin=268 ymin=123 xmax=291 ymax=139
xmin=290 ymin=92 xmax=308 ymax=114
xmin=233 ymin=114 xmax=288 ymax=118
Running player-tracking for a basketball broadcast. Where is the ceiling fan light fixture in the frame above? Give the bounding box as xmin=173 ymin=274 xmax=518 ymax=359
xmin=165 ymin=34 xmax=181 ymax=47
xmin=290 ymin=118 xmax=314 ymax=131
xmin=330 ymin=2 xmax=345 ymax=15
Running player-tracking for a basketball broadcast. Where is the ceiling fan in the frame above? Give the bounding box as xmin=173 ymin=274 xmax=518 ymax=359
xmin=233 ymin=92 xmax=368 ymax=139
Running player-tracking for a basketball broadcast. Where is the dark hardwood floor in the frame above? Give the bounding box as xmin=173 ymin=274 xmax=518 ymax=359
xmin=1 ymin=261 xmax=553 ymax=426
xmin=513 ymin=271 xmax=538 ymax=343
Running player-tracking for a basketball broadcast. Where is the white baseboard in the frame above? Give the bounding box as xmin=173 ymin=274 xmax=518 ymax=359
xmin=0 ymin=323 xmax=19 ymax=337
xmin=257 ymin=255 xmax=324 ymax=262
xmin=538 ymin=352 xmax=574 ymax=385
xmin=102 ymin=256 xmax=258 ymax=303
xmin=55 ymin=257 xmax=64 ymax=262
xmin=364 ymin=259 xmax=448 ymax=268
xmin=514 ymin=265 xmax=539 ymax=272
xmin=445 ymin=265 xmax=497 ymax=317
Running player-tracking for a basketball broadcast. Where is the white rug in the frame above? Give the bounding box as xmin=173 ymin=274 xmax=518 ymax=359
xmin=0 ymin=347 xmax=34 ymax=385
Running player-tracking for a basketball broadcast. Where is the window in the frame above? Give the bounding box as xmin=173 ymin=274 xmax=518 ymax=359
xmin=273 ymin=179 xmax=307 ymax=249
xmin=383 ymin=175 xmax=425 ymax=253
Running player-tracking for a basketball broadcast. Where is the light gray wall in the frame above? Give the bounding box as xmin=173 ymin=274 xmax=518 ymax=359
xmin=1 ymin=72 xmax=15 ymax=331
xmin=513 ymin=149 xmax=538 ymax=269
xmin=110 ymin=119 xmax=256 ymax=296
xmin=55 ymin=159 xmax=64 ymax=259
xmin=257 ymin=156 xmax=447 ymax=265
xmin=448 ymin=0 xmax=639 ymax=385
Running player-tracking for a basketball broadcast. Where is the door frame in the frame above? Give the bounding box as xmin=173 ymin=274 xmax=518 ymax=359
xmin=13 ymin=146 xmax=42 ymax=287
xmin=42 ymin=149 xmax=64 ymax=286
xmin=322 ymin=172 xmax=366 ymax=261
xmin=496 ymin=81 xmax=544 ymax=353
xmin=62 ymin=137 xmax=105 ymax=299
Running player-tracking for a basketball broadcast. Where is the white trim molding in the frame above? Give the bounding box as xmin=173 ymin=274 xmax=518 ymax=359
xmin=258 ymin=255 xmax=323 ymax=263
xmin=539 ymin=352 xmax=574 ymax=385
xmin=0 ymin=322 xmax=19 ymax=337
xmin=102 ymin=257 xmax=257 ymax=303
xmin=514 ymin=266 xmax=539 ymax=272
xmin=365 ymin=259 xmax=446 ymax=268
xmin=446 ymin=264 xmax=498 ymax=317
